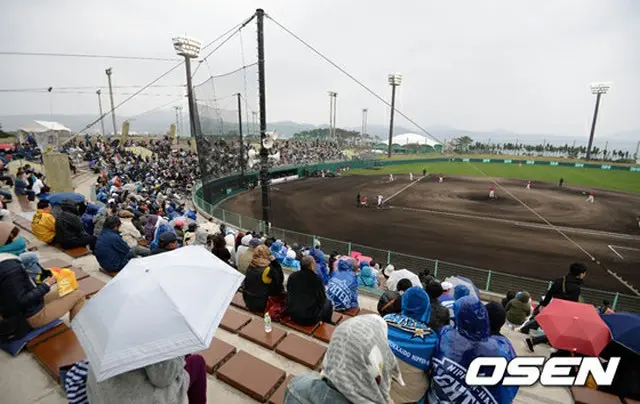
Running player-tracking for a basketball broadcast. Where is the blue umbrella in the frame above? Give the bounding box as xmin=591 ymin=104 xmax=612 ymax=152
xmin=601 ymin=312 xmax=640 ymax=354
xmin=45 ymin=192 xmax=86 ymax=205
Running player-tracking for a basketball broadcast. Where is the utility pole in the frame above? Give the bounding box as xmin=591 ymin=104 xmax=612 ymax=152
xmin=105 ymin=68 xmax=117 ymax=136
xmin=586 ymin=83 xmax=610 ymax=160
xmin=237 ymin=93 xmax=245 ymax=180
xmin=361 ymin=108 xmax=368 ymax=144
xmin=328 ymin=91 xmax=337 ymax=139
xmin=634 ymin=140 xmax=639 ymax=162
xmin=256 ymin=8 xmax=270 ymax=228
xmin=96 ymin=89 xmax=106 ymax=136
xmin=387 ymin=73 xmax=402 ymax=158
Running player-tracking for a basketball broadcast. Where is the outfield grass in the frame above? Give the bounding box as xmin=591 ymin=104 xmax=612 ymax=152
xmin=348 ymin=161 xmax=640 ymax=193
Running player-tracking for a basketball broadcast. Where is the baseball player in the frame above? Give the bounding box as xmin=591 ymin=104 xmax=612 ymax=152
xmin=489 ymin=184 xmax=496 ymax=199
xmin=409 ymin=172 xmax=414 ymax=181
xmin=438 ymin=173 xmax=444 ymax=183
xmin=389 ymin=173 xmax=394 ymax=182
xmin=377 ymin=194 xmax=384 ymax=208
xmin=586 ymin=191 xmax=595 ymax=203
xmin=422 ymin=168 xmax=427 ymax=176
xmin=526 ymin=180 xmax=532 ymax=190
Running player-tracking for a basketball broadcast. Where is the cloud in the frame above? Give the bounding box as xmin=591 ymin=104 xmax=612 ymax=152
xmin=1 ymin=0 xmax=638 ymax=138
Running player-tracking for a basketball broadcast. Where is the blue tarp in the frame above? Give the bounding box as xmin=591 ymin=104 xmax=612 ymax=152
xmin=44 ymin=192 xmax=86 ymax=205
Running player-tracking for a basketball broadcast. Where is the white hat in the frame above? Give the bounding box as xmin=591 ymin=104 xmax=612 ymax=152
xmin=241 ymin=234 xmax=252 ymax=246
xmin=441 ymin=281 xmax=453 ymax=291
xmin=286 ymin=250 xmax=296 ymax=259
xmin=383 ymin=264 xmax=395 ymax=277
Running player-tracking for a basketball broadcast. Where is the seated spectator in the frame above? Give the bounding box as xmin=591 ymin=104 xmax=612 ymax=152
xmin=428 ymin=296 xmax=518 ymax=404
xmin=13 ymin=171 xmax=29 ymax=198
xmin=0 ymin=222 xmax=27 ymax=255
xmin=55 ymin=199 xmax=97 ymax=250
xmin=81 ymin=203 xmax=100 ymax=235
xmin=238 ymin=237 xmax=261 ymax=274
xmin=173 ymin=220 xmax=185 ymax=241
xmin=192 ymin=229 xmax=208 ymax=246
xmin=282 ymin=249 xmax=301 ymax=271
xmin=385 ymin=286 xmax=438 ymax=403
xmin=505 ymin=291 xmax=531 ymax=327
xmin=377 ymin=264 xmax=394 ymax=290
xmin=0 ymin=253 xmax=86 ymax=331
xmin=93 ymin=206 xmax=116 ymax=237
xmin=424 ymin=280 xmax=451 ymax=332
xmin=486 ymin=301 xmax=508 ymax=336
xmin=235 ymin=234 xmax=252 ymax=263
xmin=119 ymin=210 xmax=150 ymax=256
xmin=309 ymin=248 xmax=329 ymax=285
xmin=270 ymin=240 xmax=286 ymax=263
xmin=150 ymin=231 xmax=179 ymax=255
xmin=94 ymin=216 xmax=135 ymax=272
xmin=143 ymin=214 xmax=159 ymax=244
xmin=377 ymin=278 xmax=412 ymax=316
xmin=211 ymin=234 xmax=231 ymax=264
xmin=438 ymin=281 xmax=454 ymax=304
xmin=87 ymin=354 xmax=207 ymax=404
xmin=150 ymin=222 xmax=174 ymax=250
xmin=442 ymin=284 xmax=470 ymax=322
xmin=501 ymin=291 xmax=516 ymax=308
xmin=327 ymin=257 xmax=359 ymax=312
xmin=243 ymin=245 xmax=284 ymax=313
xmin=597 ymin=299 xmax=615 ymax=314
xmin=357 ymin=262 xmax=377 ymax=288
xmin=285 ymin=256 xmax=333 ymax=325
xmin=285 ymin=315 xmax=401 ymax=404
xmin=183 ymin=223 xmax=198 ymax=245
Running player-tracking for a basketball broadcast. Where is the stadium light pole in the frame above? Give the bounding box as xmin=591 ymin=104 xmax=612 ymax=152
xmin=105 ymin=68 xmax=117 ymax=136
xmin=256 ymin=8 xmax=271 ymax=229
xmin=328 ymin=91 xmax=337 ymax=139
xmin=172 ymin=36 xmax=202 ymax=138
xmin=586 ymin=82 xmax=611 ymax=161
xmin=237 ymin=93 xmax=245 ymax=180
xmin=387 ymin=73 xmax=402 ymax=158
xmin=361 ymin=108 xmax=368 ymax=144
xmin=96 ymin=89 xmax=106 ymax=136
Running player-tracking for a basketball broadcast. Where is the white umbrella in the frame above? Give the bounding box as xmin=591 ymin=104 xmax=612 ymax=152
xmin=71 ymin=245 xmax=244 ymax=382
xmin=443 ymin=276 xmax=481 ymax=300
xmin=385 ymin=269 xmax=421 ymax=291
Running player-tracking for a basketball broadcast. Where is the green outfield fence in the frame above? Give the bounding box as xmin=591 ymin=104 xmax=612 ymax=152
xmin=193 ymin=157 xmax=640 ymax=314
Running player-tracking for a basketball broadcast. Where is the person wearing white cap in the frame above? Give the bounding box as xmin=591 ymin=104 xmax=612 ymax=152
xmin=377 ymin=264 xmax=395 ymax=290
xmin=439 ymin=282 xmax=454 ymax=304
xmin=236 ymin=234 xmax=252 ymax=265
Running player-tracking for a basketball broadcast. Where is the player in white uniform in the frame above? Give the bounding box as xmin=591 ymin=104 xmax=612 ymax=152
xmin=389 ymin=174 xmax=394 ymax=182
xmin=377 ymin=195 xmax=384 ymax=208
xmin=526 ymin=180 xmax=531 ymax=190
xmin=409 ymin=173 xmax=414 ymax=181
xmin=439 ymin=174 xmax=443 ymax=183
xmin=586 ymin=192 xmax=595 ymax=203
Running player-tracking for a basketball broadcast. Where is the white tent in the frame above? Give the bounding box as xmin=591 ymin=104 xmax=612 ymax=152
xmin=382 ymin=133 xmax=441 ymax=148
xmin=18 ymin=120 xmax=71 ymax=151
xmin=19 ymin=120 xmax=71 ymax=134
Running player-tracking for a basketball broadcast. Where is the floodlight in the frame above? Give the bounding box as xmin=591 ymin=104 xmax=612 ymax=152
xmin=590 ymin=82 xmax=611 ymax=95
xmin=172 ymin=36 xmax=202 ymax=59
xmin=388 ymin=73 xmax=402 ymax=86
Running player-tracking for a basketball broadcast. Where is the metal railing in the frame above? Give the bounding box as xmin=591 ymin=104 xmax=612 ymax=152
xmin=192 ymin=184 xmax=640 ymax=314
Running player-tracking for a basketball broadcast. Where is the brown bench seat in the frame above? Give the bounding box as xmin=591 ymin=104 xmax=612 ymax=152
xmin=26 ymin=323 xmax=70 ymax=351
xmin=41 ymin=258 xmax=71 ymax=269
xmin=70 ymin=267 xmax=90 ymax=280
xmin=219 ymin=310 xmax=252 ymax=333
xmin=570 ymin=387 xmax=622 ymax=404
xmin=30 ymin=329 xmax=87 ymax=382
xmin=197 ymin=337 xmax=237 ymax=374
xmin=275 ymin=334 xmax=327 ymax=370
xmin=312 ymin=323 xmax=336 ymax=343
xmin=78 ymin=276 xmax=106 ymax=297
xmin=268 ymin=374 xmax=295 ymax=404
xmin=216 ymin=350 xmax=286 ymax=402
xmin=238 ymin=320 xmax=287 ymax=350
xmin=99 ymin=267 xmax=118 ymax=278
xmin=339 ymin=307 xmax=360 ymax=317
xmin=281 ymin=318 xmax=320 ymax=335
xmin=55 ymin=244 xmax=91 ymax=258
xmin=231 ymin=291 xmax=249 ymax=311
xmin=331 ymin=312 xmax=344 ymax=325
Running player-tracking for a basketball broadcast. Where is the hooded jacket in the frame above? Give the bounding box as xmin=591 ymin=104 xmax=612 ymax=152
xmin=32 ymin=208 xmax=56 ymax=244
xmin=285 ymin=266 xmax=327 ymax=325
xmin=55 ymin=199 xmax=87 ymax=243
xmin=357 ymin=264 xmax=377 ymax=288
xmin=505 ymin=292 xmax=531 ymax=325
xmin=144 ymin=215 xmax=159 ymax=243
xmin=0 ymin=253 xmax=50 ymax=319
xmin=384 ymin=287 xmax=438 ymax=403
xmin=282 ymin=250 xmax=301 ymax=271
xmin=94 ymin=228 xmax=131 ymax=272
xmin=243 ymin=256 xmax=284 ymax=314
xmin=81 ymin=203 xmax=100 ymax=235
xmin=326 ymin=258 xmax=358 ymax=311
xmin=309 ymin=248 xmax=329 ymax=286
xmin=428 ymin=296 xmax=518 ymax=404
xmin=270 ymin=241 xmax=286 ymax=263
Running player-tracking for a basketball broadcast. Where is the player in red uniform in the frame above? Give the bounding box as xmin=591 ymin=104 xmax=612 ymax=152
xmin=489 ymin=184 xmax=496 ymax=199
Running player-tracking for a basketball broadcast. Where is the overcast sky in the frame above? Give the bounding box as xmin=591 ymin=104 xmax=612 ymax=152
xmin=1 ymin=0 xmax=638 ymax=140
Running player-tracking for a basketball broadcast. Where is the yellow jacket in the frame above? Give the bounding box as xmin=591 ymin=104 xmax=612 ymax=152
xmin=32 ymin=209 xmax=56 ymax=243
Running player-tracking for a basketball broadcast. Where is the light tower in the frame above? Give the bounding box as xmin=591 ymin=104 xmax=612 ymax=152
xmin=172 ymin=36 xmax=202 ymax=138
xmin=387 ymin=73 xmax=402 ymax=158
xmin=105 ymin=68 xmax=117 ymax=136
xmin=586 ymin=82 xmax=611 ymax=160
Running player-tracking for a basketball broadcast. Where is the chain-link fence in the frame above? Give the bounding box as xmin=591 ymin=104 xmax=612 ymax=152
xmin=192 ymin=184 xmax=640 ymax=313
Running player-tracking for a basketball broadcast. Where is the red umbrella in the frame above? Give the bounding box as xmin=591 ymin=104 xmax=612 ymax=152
xmin=536 ymin=299 xmax=611 ymax=356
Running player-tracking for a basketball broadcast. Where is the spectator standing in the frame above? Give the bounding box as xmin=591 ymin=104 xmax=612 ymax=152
xmin=384 ymin=286 xmax=438 ymax=403
xmin=243 ymin=245 xmax=284 ymax=313
xmin=285 ymin=315 xmax=401 ymax=404
xmin=285 ymin=256 xmax=333 ymax=325
xmin=31 ymin=200 xmax=56 ymax=244
xmin=424 ymin=280 xmax=451 ymax=332
xmin=505 ymin=291 xmax=531 ymax=327
xmin=428 ymin=296 xmax=518 ymax=404
xmin=326 ymin=257 xmax=359 ymax=312
xmin=55 ymin=199 xmax=96 ymax=250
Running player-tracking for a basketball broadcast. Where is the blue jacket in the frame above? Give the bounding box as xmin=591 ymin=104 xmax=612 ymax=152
xmin=270 ymin=241 xmax=286 ymax=264
xmin=150 ymin=224 xmax=174 ymax=250
xmin=309 ymin=248 xmax=330 ymax=285
xmin=326 ymin=259 xmax=358 ymax=311
xmin=357 ymin=264 xmax=377 ymax=288
xmin=94 ymin=228 xmax=131 ymax=272
xmin=0 ymin=236 xmax=27 ymax=256
xmin=282 ymin=256 xmax=301 ymax=271
xmin=428 ymin=296 xmax=518 ymax=404
xmin=14 ymin=178 xmax=28 ymax=196
xmin=81 ymin=203 xmax=100 ymax=235
xmin=384 ymin=287 xmax=438 ymax=371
